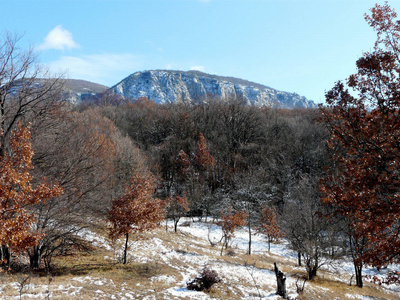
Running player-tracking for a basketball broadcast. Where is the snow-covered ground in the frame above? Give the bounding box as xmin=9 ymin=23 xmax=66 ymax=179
xmin=1 ymin=218 xmax=399 ymax=299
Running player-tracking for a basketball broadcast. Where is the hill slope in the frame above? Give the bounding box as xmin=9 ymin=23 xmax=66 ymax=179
xmin=62 ymin=79 xmax=108 ymax=103
xmin=1 ymin=219 xmax=399 ymax=299
xmin=111 ymin=70 xmax=316 ymax=109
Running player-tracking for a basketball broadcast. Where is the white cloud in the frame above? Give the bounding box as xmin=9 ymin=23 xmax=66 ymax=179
xmin=38 ymin=25 xmax=79 ymax=51
xmin=190 ymin=65 xmax=205 ymax=72
xmin=47 ymin=53 xmax=143 ymax=86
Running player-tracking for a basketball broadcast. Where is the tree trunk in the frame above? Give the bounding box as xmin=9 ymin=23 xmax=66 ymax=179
xmin=355 ymin=263 xmax=363 ymax=288
xmin=123 ymin=232 xmax=129 ymax=264
xmin=306 ymin=256 xmax=318 ymax=280
xmin=307 ymin=265 xmax=318 ymax=280
xmin=298 ymin=252 xmax=302 ymax=266
xmin=29 ymin=246 xmax=42 ymax=269
xmin=0 ymin=245 xmax=10 ymax=267
xmin=248 ymin=223 xmax=252 ymax=255
xmin=0 ymin=96 xmax=5 ymax=156
xmin=44 ymin=255 xmax=52 ymax=271
xmin=174 ymin=218 xmax=179 ymax=233
xmin=221 ymin=236 xmax=228 ymax=256
xmin=274 ymin=262 xmax=288 ymax=299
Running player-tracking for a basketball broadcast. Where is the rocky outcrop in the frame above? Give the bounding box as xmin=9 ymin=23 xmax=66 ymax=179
xmin=111 ymin=70 xmax=316 ymax=108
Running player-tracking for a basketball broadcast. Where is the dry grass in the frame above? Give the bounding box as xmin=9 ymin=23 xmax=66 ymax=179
xmin=0 ymin=226 xmax=398 ymax=299
xmin=297 ymin=275 xmax=400 ymax=300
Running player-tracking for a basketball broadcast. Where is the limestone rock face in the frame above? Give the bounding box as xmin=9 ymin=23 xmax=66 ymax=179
xmin=111 ymin=70 xmax=316 ymax=108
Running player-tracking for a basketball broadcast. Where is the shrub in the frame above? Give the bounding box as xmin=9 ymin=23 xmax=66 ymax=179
xmin=187 ymin=267 xmax=222 ymax=291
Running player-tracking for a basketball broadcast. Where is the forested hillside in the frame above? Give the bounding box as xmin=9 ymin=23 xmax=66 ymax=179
xmin=1 ymin=3 xmax=400 ymax=299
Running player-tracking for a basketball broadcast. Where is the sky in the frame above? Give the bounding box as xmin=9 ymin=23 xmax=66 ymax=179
xmin=3 ymin=0 xmax=400 ymax=104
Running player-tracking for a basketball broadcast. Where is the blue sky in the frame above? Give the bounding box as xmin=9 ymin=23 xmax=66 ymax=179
xmin=3 ymin=0 xmax=400 ymax=104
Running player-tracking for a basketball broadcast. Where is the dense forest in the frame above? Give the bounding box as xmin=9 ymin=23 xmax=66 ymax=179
xmin=1 ymin=3 xmax=400 ymax=297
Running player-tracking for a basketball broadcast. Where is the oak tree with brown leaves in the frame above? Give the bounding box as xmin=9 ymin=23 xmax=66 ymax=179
xmin=108 ymin=171 xmax=164 ymax=264
xmin=192 ymin=133 xmax=218 ymax=216
xmin=218 ymin=207 xmax=247 ymax=255
xmin=257 ymin=206 xmax=283 ymax=252
xmin=319 ymin=2 xmax=400 ymax=287
xmin=194 ymin=133 xmax=216 ymax=173
xmin=0 ymin=122 xmax=63 ymax=267
xmin=165 ymin=193 xmax=190 ymax=233
xmin=175 ymin=149 xmax=191 ymax=180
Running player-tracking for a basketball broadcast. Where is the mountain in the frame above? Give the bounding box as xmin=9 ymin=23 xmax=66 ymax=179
xmin=62 ymin=79 xmax=108 ymax=103
xmin=3 ymin=78 xmax=108 ymax=105
xmin=110 ymin=70 xmax=316 ymax=108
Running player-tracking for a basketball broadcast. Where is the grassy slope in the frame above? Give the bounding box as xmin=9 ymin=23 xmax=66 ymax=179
xmin=0 ymin=222 xmax=398 ymax=299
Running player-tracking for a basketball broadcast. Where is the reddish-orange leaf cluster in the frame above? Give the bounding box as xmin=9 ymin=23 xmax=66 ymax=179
xmin=218 ymin=207 xmax=247 ymax=255
xmin=175 ymin=150 xmax=191 ymax=178
xmin=166 ymin=194 xmax=190 ymax=215
xmin=108 ymin=171 xmax=164 ymax=240
xmin=194 ymin=133 xmax=216 ymax=171
xmin=218 ymin=207 xmax=247 ymax=241
xmin=165 ymin=193 xmax=190 ymax=232
xmin=0 ymin=122 xmax=63 ymax=253
xmin=257 ymin=207 xmax=283 ymax=252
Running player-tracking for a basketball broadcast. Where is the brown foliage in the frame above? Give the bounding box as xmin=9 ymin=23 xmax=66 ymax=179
xmin=257 ymin=206 xmax=283 ymax=252
xmin=174 ymin=150 xmax=191 ymax=179
xmin=166 ymin=194 xmax=190 ymax=216
xmin=218 ymin=207 xmax=247 ymax=255
xmin=319 ymin=3 xmax=400 ymax=285
xmin=108 ymin=171 xmax=164 ymax=240
xmin=0 ymin=123 xmax=62 ymax=257
xmin=165 ymin=193 xmax=190 ymax=232
xmin=108 ymin=171 xmax=164 ymax=264
xmin=194 ymin=133 xmax=216 ymax=171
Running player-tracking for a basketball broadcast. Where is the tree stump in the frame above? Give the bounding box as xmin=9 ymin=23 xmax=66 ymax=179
xmin=274 ymin=262 xmax=288 ymax=299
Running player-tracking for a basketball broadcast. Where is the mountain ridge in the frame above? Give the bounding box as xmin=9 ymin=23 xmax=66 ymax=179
xmin=61 ymin=79 xmax=108 ymax=103
xmin=111 ymin=70 xmax=316 ymax=109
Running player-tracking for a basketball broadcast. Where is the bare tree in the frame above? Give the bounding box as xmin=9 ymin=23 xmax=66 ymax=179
xmin=282 ymin=175 xmax=337 ymax=280
xmin=0 ymin=32 xmax=64 ymax=156
xmin=28 ymin=107 xmax=147 ymax=269
xmin=228 ymin=170 xmax=269 ymax=255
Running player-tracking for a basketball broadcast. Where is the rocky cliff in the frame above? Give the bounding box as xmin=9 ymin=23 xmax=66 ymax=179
xmin=111 ymin=70 xmax=316 ymax=108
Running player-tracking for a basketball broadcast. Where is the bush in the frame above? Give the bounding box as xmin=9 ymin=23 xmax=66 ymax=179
xmin=187 ymin=267 xmax=222 ymax=291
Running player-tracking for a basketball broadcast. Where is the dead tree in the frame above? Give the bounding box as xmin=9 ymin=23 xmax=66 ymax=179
xmin=274 ymin=262 xmax=288 ymax=299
